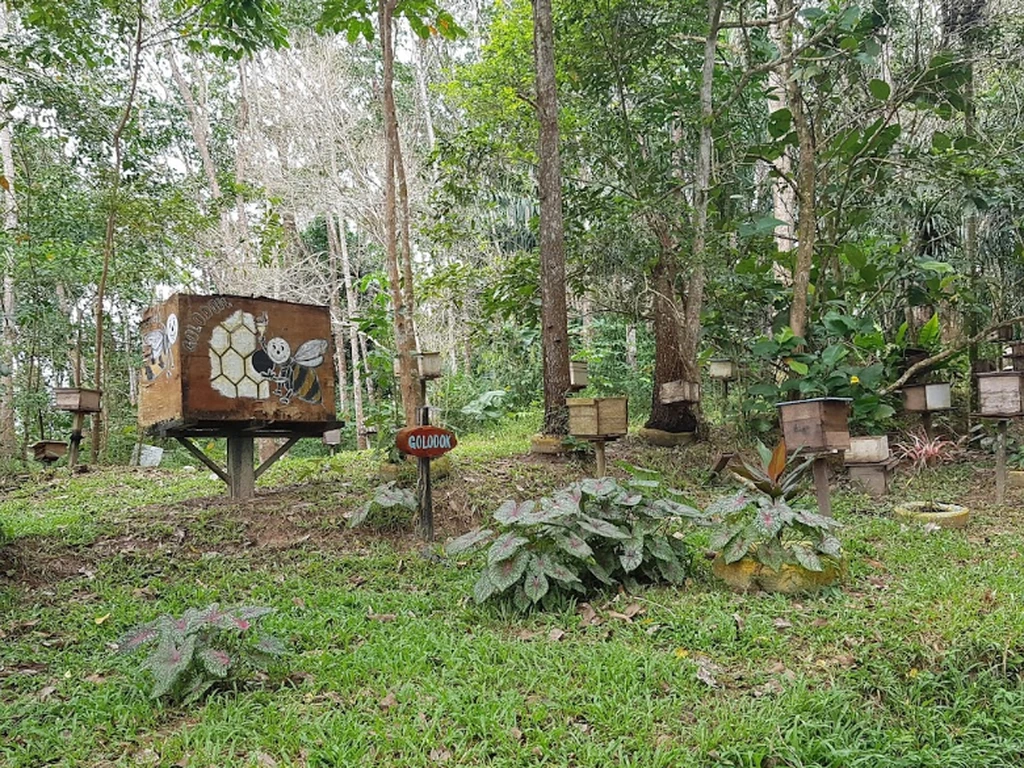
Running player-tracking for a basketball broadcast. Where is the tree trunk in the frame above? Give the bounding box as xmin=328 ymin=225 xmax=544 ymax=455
xmin=325 ymin=213 xmax=350 ymax=417
xmin=337 ymin=215 xmax=367 ymax=449
xmin=414 ymin=37 xmax=436 ymax=150
xmin=767 ymin=0 xmax=796 ymax=277
xmin=646 ymin=257 xmax=697 ymax=433
xmin=380 ymin=0 xmax=420 ymax=427
xmin=92 ymin=3 xmax=144 ymax=463
xmin=785 ymin=0 xmax=816 ymax=344
xmin=532 ymin=0 xmax=571 ymax=436
xmin=0 ymin=4 xmax=17 ymax=459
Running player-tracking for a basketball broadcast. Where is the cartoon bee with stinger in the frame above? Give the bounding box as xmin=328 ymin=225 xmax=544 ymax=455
xmin=252 ymin=312 xmax=328 ymax=405
xmin=142 ymin=313 xmax=178 ymax=383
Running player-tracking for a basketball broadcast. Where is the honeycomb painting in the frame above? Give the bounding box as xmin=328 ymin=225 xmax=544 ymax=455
xmin=208 ymin=310 xmax=272 ymax=400
xmin=208 ymin=309 xmax=328 ymax=405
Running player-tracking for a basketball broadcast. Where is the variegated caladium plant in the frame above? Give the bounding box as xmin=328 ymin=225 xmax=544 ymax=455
xmin=705 ymin=441 xmax=843 ymax=573
xmin=347 ymin=482 xmax=417 ymax=530
xmin=445 ymin=472 xmax=703 ymax=609
xmin=117 ymin=604 xmax=286 ymax=703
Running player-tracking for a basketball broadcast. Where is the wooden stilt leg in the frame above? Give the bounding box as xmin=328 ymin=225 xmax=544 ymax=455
xmin=594 ymin=440 xmax=606 ymax=477
xmin=227 ymin=436 xmax=255 ymax=500
xmin=997 ymin=419 xmax=1008 ymax=505
xmin=812 ymin=456 xmax=832 ymax=517
xmin=68 ymin=412 xmax=84 ymax=470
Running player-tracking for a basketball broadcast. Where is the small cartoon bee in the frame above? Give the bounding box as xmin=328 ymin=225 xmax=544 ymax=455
xmin=142 ymin=313 xmax=178 ymax=383
xmin=252 ymin=313 xmax=328 ymax=405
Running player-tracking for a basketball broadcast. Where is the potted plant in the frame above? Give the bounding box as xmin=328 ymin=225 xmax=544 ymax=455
xmin=705 ymin=441 xmax=844 ymax=594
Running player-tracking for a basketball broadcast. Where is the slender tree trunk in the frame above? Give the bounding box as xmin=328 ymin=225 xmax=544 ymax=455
xmin=325 ymin=214 xmax=350 ymax=417
xmin=380 ymin=0 xmax=420 ymax=427
xmin=625 ymin=323 xmax=637 ymax=370
xmin=767 ymin=0 xmax=796 ymax=276
xmin=646 ymin=255 xmax=696 ymax=433
xmin=414 ymin=37 xmax=436 ymax=150
xmin=337 ymin=215 xmax=367 ymax=449
xmin=92 ymin=3 xmax=144 ymax=463
xmin=784 ymin=0 xmax=815 ymax=344
xmin=532 ymin=0 xmax=571 ymax=436
xmin=0 ymin=4 xmax=17 ymax=458
xmin=234 ymin=59 xmax=252 ymax=263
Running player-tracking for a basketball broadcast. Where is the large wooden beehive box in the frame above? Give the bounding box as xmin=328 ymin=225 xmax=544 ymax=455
xmin=567 ymin=397 xmax=628 ymax=438
xmin=776 ymin=397 xmax=851 ymax=453
xmin=138 ymin=294 xmax=337 ymax=435
xmin=978 ymin=371 xmax=1024 ymax=417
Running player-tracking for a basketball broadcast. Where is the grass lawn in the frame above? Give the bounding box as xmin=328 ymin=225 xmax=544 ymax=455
xmin=3 ymin=419 xmax=1024 ymax=767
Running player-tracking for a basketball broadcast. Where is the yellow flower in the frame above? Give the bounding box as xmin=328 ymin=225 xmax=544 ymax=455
xmin=850 ymin=375 xmax=861 ymax=385
xmin=674 ymin=648 xmax=690 ymax=659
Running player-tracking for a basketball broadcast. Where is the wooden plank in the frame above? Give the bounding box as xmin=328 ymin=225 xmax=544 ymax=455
xmin=227 ymin=436 xmax=255 ymax=500
xmin=254 ymin=435 xmax=301 ymax=480
xmin=175 ymin=437 xmax=229 ymax=483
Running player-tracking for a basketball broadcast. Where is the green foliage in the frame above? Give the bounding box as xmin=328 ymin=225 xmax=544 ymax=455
xmin=117 ymin=604 xmax=286 ymax=703
xmin=459 ymin=389 xmax=510 ymax=425
xmin=706 ymin=442 xmax=843 ymax=573
xmin=347 ymin=482 xmax=417 ymax=530
xmin=446 ymin=473 xmax=699 ymax=609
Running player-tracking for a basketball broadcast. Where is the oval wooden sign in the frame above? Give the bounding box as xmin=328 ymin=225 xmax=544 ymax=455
xmin=396 ymin=426 xmax=457 ymax=458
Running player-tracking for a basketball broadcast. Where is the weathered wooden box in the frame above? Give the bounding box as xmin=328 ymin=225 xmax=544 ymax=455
xmin=845 ymin=435 xmax=889 ymax=464
xmin=567 ymin=397 xmax=628 ymax=438
xmin=848 ymin=459 xmax=898 ymax=498
xmin=138 ymin=294 xmax=337 ymax=435
xmin=978 ymin=372 xmax=1024 ymax=417
xmin=30 ymin=440 xmax=68 ymax=462
xmin=902 ymin=382 xmax=951 ymax=413
xmin=660 ymin=379 xmax=700 ymax=404
xmin=709 ymin=359 xmax=738 ymax=380
xmin=776 ymin=398 xmax=851 ymax=452
xmin=569 ymin=360 xmax=589 ymax=391
xmin=416 ymin=351 xmax=443 ymax=380
xmin=54 ymin=387 xmax=102 ymax=413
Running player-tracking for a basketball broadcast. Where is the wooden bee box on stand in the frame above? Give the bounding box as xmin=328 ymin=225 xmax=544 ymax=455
xmin=902 ymin=382 xmax=951 ymax=413
xmin=776 ymin=398 xmax=851 ymax=453
xmin=978 ymin=372 xmax=1024 ymax=417
xmin=567 ymin=397 xmax=628 ymax=438
xmin=54 ymin=388 xmax=102 ymax=413
xmin=138 ymin=294 xmax=339 ymax=437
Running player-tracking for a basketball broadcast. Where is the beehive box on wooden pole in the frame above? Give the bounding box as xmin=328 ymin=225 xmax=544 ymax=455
xmin=902 ymin=382 xmax=951 ymax=413
xmin=138 ymin=294 xmax=338 ymax=436
xmin=977 ymin=372 xmax=1024 ymax=417
xmin=566 ymin=397 xmax=628 ymax=438
xmin=776 ymin=398 xmax=851 ymax=453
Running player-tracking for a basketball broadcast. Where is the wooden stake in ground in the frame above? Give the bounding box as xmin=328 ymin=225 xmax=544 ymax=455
xmin=593 ymin=439 xmax=606 ymax=478
xmin=812 ymin=456 xmax=832 ymax=517
xmin=996 ymin=418 xmax=1008 ymax=505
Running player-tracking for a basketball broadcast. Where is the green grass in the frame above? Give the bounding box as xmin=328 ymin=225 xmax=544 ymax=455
xmin=3 ymin=425 xmax=1024 ymax=767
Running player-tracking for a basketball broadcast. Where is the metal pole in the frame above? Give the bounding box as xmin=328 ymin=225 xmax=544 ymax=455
xmin=997 ymin=418 xmax=1008 ymax=505
xmin=417 ymin=377 xmax=433 ymax=540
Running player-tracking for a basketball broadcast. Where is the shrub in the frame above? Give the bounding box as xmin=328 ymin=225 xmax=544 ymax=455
xmin=117 ymin=604 xmax=286 ymax=702
xmin=446 ymin=474 xmax=701 ymax=609
xmin=347 ymin=482 xmax=417 ymax=530
xmin=705 ymin=441 xmax=843 ymax=573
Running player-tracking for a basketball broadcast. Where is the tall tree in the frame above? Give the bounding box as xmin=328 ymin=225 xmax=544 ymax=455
xmin=532 ymin=0 xmax=570 ymax=436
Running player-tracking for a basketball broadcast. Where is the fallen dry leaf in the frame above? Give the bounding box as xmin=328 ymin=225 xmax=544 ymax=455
xmin=510 ymin=727 xmax=525 ymax=743
xmin=292 ymin=597 xmax=306 ymax=608
xmin=516 ymin=629 xmax=540 ymax=641
xmin=548 ymin=628 xmax=566 ymax=642
xmin=772 ymin=618 xmax=793 ymax=631
xmin=255 ymin=752 xmax=278 ymax=768
xmin=94 ymin=613 xmax=111 ymax=625
xmin=379 ymin=692 xmax=399 ymax=710
xmin=84 ymin=673 xmax=106 ymax=684
xmin=368 ymin=613 xmax=397 ymax=623
xmin=577 ymin=603 xmax=600 ymax=626
xmin=37 ymin=685 xmax=57 ymax=701
xmin=429 ymin=747 xmax=452 ymax=763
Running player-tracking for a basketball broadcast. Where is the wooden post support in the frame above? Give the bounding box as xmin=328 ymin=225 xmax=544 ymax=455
xmin=812 ymin=456 xmax=832 ymax=517
xmin=227 ymin=436 xmax=255 ymax=500
xmin=594 ymin=439 xmax=607 ymax=477
xmin=68 ymin=412 xmax=85 ymax=470
xmin=997 ymin=418 xmax=1008 ymax=505
xmin=417 ymin=376 xmax=433 ymax=541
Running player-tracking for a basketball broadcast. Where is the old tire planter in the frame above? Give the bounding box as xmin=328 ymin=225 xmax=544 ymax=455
xmin=712 ymin=554 xmax=844 ymax=594
xmin=636 ymin=427 xmax=696 ymax=448
xmin=893 ymin=501 xmax=970 ymax=529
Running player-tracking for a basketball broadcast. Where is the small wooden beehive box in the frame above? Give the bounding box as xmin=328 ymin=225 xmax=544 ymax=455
xmin=848 ymin=458 xmax=898 ymax=498
xmin=902 ymin=382 xmax=951 ymax=413
xmin=708 ymin=359 xmax=738 ymax=381
xmin=978 ymin=372 xmax=1024 ymax=417
xmin=845 ymin=435 xmax=889 ymax=464
xmin=54 ymin=387 xmax=102 ymax=413
xmin=660 ymin=379 xmax=700 ymax=404
xmin=567 ymin=397 xmax=628 ymax=438
xmin=569 ymin=360 xmax=589 ymax=390
xmin=138 ymin=294 xmax=337 ymax=433
xmin=776 ymin=398 xmax=851 ymax=453
xmin=416 ymin=351 xmax=443 ymax=380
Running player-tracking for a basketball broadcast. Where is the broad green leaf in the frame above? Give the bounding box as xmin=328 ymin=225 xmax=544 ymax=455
xmin=657 ymin=556 xmax=687 ymax=585
xmin=817 ymin=535 xmax=843 ymax=557
xmin=473 ymin=571 xmax=496 ymax=604
xmin=535 ymin=553 xmax=581 ymax=584
xmin=493 ymin=500 xmax=537 ymax=525
xmin=523 ymin=559 xmax=549 ymax=603
xmin=787 ymin=359 xmax=809 ymax=375
xmin=868 ymin=78 xmax=891 ymax=101
xmin=198 ymin=648 xmax=231 ymax=677
xmin=445 ymin=528 xmax=494 ymax=557
xmin=487 ymin=533 xmax=529 ymax=566
xmin=723 ymin=529 xmax=753 ymax=564
xmin=587 ymin=560 xmax=615 ymax=585
xmin=705 ymin=491 xmax=751 ymax=518
xmin=488 ymin=550 xmax=530 ymax=592
xmin=754 ymin=500 xmax=786 ymax=537
xmin=793 ymin=546 xmax=824 ymax=572
xmin=917 ymin=312 xmax=941 ymax=348
xmin=644 ymin=535 xmax=676 ymax=562
xmin=347 ymin=503 xmax=370 ymax=528
xmin=554 ymin=532 xmax=594 ymax=560
xmin=756 ymin=539 xmax=787 ymax=572
xmin=708 ymin=524 xmax=743 ymax=552
xmin=581 ymin=478 xmax=621 ymax=498
xmin=619 ymin=536 xmax=644 ymax=572
xmin=577 ymin=517 xmax=630 ymax=540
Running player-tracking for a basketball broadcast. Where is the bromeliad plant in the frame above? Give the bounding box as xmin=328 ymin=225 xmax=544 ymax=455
xmin=706 ymin=441 xmax=843 ymax=573
xmin=117 ymin=604 xmax=286 ymax=703
xmin=445 ymin=474 xmax=701 ymax=609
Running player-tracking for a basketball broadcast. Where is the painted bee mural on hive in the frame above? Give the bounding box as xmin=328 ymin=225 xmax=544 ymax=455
xmin=142 ymin=313 xmax=178 ymax=383
xmin=251 ymin=312 xmax=329 ymax=405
